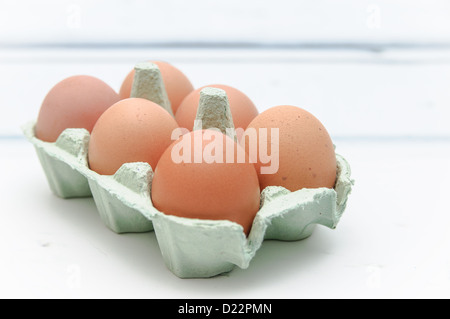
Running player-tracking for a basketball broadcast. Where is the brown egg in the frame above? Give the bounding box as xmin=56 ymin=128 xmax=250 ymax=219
xmin=151 ymin=129 xmax=261 ymax=235
xmin=35 ymin=75 xmax=120 ymax=142
xmin=175 ymin=84 xmax=259 ymax=137
xmin=242 ymin=105 xmax=336 ymax=192
xmin=88 ymin=98 xmax=179 ymax=175
xmin=119 ymin=61 xmax=194 ymax=114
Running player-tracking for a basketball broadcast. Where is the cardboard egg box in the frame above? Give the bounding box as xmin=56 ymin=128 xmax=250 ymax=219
xmin=23 ymin=62 xmax=354 ymax=278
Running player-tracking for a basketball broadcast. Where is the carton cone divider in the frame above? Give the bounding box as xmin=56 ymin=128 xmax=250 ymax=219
xmin=130 ymin=62 xmax=174 ymax=117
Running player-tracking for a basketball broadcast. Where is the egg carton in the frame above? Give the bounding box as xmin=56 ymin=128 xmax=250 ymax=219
xmin=22 ymin=120 xmax=352 ymax=278
xmin=23 ymin=62 xmax=354 ymax=278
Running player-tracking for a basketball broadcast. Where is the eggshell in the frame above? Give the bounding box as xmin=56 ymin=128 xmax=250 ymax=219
xmin=151 ymin=129 xmax=261 ymax=235
xmin=119 ymin=61 xmax=194 ymax=114
xmin=243 ymin=105 xmax=337 ymax=192
xmin=88 ymin=98 xmax=179 ymax=175
xmin=175 ymin=84 xmax=259 ymax=136
xmin=35 ymin=75 xmax=120 ymax=142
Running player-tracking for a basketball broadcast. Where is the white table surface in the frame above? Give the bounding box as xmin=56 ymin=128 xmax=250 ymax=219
xmin=1 ymin=0 xmax=450 ymax=299
xmin=1 ymin=137 xmax=449 ymax=299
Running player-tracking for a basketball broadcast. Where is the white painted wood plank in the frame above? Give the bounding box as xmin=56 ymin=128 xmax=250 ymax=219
xmin=1 ymin=0 xmax=449 ymax=45
xmin=1 ymin=48 xmax=449 ymax=138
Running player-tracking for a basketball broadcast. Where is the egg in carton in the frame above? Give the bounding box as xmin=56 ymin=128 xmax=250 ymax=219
xmin=23 ymin=62 xmax=354 ymax=278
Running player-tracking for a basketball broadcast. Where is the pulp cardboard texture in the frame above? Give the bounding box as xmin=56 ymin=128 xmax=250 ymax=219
xmin=193 ymin=87 xmax=237 ymax=141
xmin=130 ymin=62 xmax=173 ymax=117
xmin=23 ymin=62 xmax=354 ymax=278
xmin=23 ymin=121 xmax=353 ymax=278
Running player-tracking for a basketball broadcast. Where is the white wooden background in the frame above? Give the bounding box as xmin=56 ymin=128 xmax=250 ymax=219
xmin=1 ymin=0 xmax=450 ymax=44
xmin=1 ymin=0 xmax=450 ymax=299
xmin=1 ymin=0 xmax=450 ymax=138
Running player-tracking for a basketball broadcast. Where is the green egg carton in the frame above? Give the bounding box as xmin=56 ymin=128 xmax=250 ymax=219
xmin=23 ymin=62 xmax=354 ymax=278
xmin=22 ymin=120 xmax=353 ymax=278
xmin=23 ymin=122 xmax=155 ymax=233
